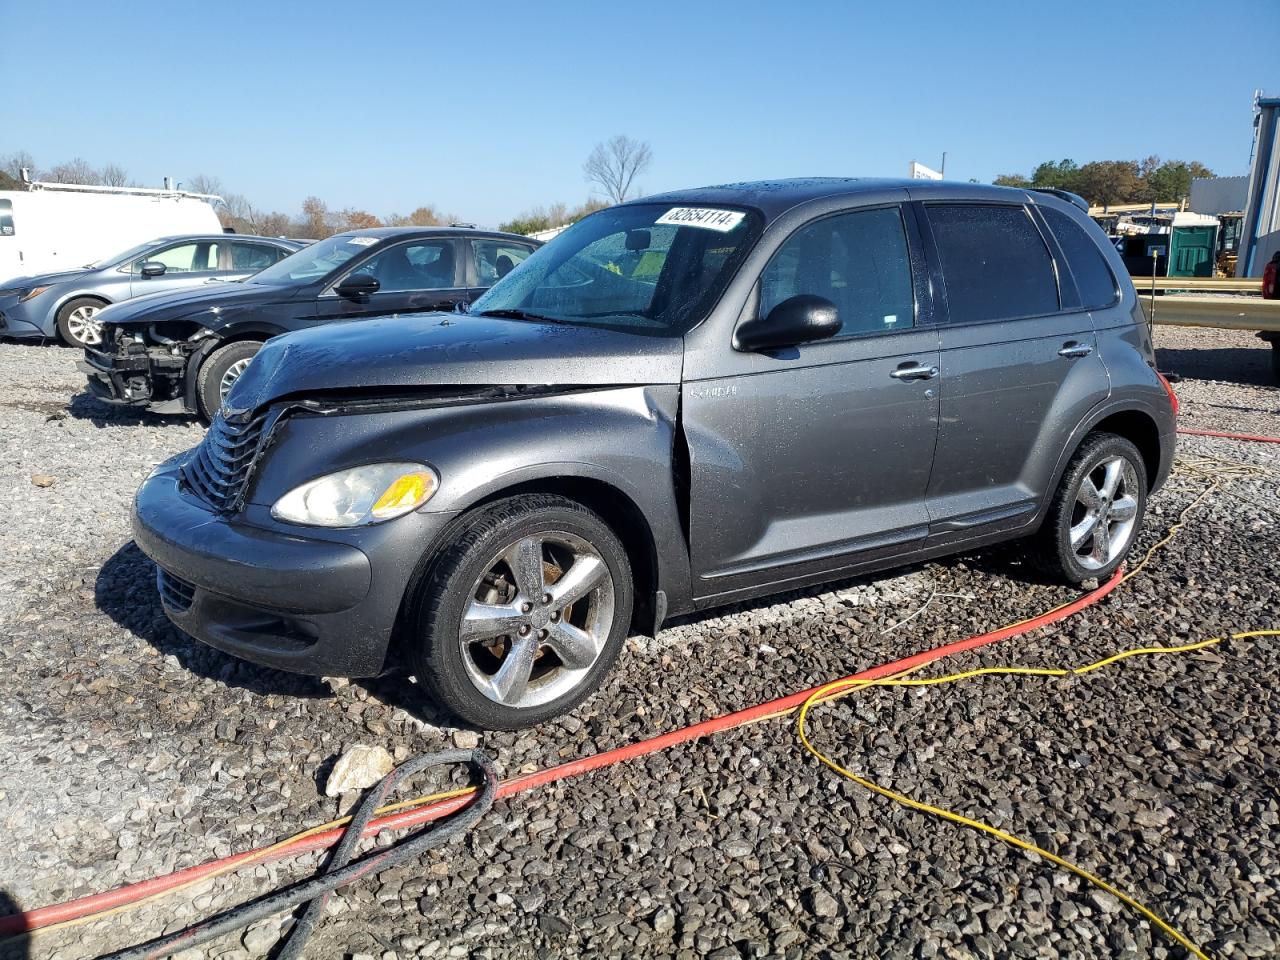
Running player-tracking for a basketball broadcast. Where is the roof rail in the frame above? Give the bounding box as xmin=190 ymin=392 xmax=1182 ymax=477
xmin=1028 ymin=187 xmax=1089 ymax=212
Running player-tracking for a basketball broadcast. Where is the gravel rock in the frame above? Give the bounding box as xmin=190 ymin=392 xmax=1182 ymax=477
xmin=325 ymin=745 xmax=395 ymax=797
xmin=1 ymin=331 xmax=1278 ymax=958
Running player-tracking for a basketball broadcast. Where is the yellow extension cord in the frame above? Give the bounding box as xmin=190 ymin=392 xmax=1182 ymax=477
xmin=22 ymin=453 xmax=1276 ymax=952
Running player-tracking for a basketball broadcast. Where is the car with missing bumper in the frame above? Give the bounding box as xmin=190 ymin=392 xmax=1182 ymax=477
xmin=81 ymin=226 xmax=540 ymax=420
xmin=0 ymin=233 xmax=302 ymax=348
xmin=132 ymin=178 xmax=1177 ymax=729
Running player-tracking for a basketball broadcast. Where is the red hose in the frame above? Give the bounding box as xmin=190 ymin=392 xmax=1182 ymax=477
xmin=1177 ymin=427 xmax=1280 ymax=444
xmin=1 ymin=568 xmax=1123 ymax=937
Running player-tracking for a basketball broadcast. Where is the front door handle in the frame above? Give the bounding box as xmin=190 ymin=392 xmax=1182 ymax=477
xmin=1058 ymin=341 xmax=1094 ymax=359
xmin=890 ymin=362 xmax=939 ymax=381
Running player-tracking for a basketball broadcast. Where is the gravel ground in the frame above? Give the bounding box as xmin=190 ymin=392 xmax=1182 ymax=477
xmin=0 ymin=326 xmax=1276 ymax=960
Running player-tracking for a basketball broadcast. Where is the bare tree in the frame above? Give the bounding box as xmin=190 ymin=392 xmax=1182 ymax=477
xmin=100 ymin=163 xmax=130 ymax=187
xmin=2 ymin=151 xmax=38 ymax=182
xmin=583 ymin=135 xmax=653 ymax=204
xmin=186 ymin=173 xmax=224 ymax=196
xmin=47 ymin=158 xmax=100 ymax=185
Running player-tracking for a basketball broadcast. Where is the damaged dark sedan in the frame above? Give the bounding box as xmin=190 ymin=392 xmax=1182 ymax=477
xmin=132 ymin=179 xmax=1175 ymax=730
xmin=80 ymin=226 xmax=539 ymax=420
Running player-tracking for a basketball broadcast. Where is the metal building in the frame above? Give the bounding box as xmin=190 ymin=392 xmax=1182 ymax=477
xmin=1239 ymin=93 xmax=1280 ymax=277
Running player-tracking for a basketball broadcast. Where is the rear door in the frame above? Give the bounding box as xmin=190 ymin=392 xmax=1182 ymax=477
xmin=684 ymin=203 xmax=942 ymax=601
xmin=226 ymin=240 xmax=291 ymax=280
xmin=128 ymin=239 xmax=223 ymax=297
xmin=314 ymin=237 xmax=468 ymax=322
xmin=918 ymin=201 xmax=1110 ymax=544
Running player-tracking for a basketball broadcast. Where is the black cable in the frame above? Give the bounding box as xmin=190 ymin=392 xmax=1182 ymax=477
xmin=97 ymin=748 xmax=498 ymax=960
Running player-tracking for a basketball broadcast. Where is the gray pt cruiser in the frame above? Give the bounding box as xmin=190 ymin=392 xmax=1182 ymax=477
xmin=132 ymin=179 xmax=1177 ymax=729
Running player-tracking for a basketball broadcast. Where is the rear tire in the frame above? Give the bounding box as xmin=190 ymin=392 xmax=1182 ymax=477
xmin=55 ymin=297 xmax=108 ymax=348
xmin=408 ymin=494 xmax=634 ymax=730
xmin=1028 ymin=432 xmax=1148 ymax=584
xmin=196 ymin=340 xmax=261 ymax=423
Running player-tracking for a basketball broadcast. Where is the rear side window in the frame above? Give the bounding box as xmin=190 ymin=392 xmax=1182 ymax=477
xmin=927 ymin=203 xmax=1058 ymax=323
xmin=0 ymin=199 xmax=13 ymax=236
xmin=230 ymin=242 xmax=287 ymax=271
xmin=473 ymin=240 xmax=535 ymax=286
xmin=761 ymin=206 xmax=915 ymax=336
xmin=1040 ymin=206 xmax=1118 ymax=308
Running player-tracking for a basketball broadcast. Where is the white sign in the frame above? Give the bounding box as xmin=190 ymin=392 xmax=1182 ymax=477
xmin=909 ymin=161 xmax=943 ymax=181
xmin=346 ymin=236 xmax=379 ymax=247
xmin=656 ymin=207 xmax=746 ymax=232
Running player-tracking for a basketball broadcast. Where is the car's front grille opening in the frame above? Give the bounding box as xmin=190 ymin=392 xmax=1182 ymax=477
xmin=180 ymin=409 xmax=269 ymax=512
xmin=156 ymin=568 xmax=196 ymax=613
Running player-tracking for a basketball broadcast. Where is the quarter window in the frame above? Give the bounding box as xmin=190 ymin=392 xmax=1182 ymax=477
xmin=473 ymin=240 xmax=535 ymax=286
xmin=927 ymin=203 xmax=1059 ymax=323
xmin=760 ymin=206 xmax=915 ymax=336
xmin=1040 ymin=206 xmax=1118 ymax=308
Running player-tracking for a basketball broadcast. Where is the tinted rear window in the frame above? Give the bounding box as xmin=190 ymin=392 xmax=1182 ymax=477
xmin=927 ymin=203 xmax=1058 ymax=323
xmin=1040 ymin=206 xmax=1118 ymax=308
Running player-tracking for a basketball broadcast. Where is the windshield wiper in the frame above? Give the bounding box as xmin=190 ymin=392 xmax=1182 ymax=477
xmin=474 ymin=308 xmax=566 ymax=324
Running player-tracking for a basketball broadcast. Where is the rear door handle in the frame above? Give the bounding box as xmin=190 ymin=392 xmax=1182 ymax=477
xmin=1058 ymin=341 xmax=1094 ymax=359
xmin=890 ymin=362 xmax=939 ymax=381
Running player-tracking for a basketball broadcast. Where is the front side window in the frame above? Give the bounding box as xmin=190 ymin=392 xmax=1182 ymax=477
xmin=474 ymin=240 xmax=535 ymax=286
xmin=343 ymin=240 xmax=457 ymax=293
xmin=0 ymin=199 xmax=13 ymax=237
xmin=1040 ymin=206 xmax=1118 ymax=309
xmin=230 ymin=241 xmax=287 ymax=271
xmin=927 ymin=203 xmax=1059 ymax=323
xmin=760 ymin=206 xmax=915 ymax=336
xmin=469 ymin=203 xmax=763 ymax=336
xmin=134 ymin=241 xmax=219 ymax=274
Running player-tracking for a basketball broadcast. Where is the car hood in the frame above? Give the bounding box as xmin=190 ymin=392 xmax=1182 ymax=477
xmin=3 ymin=269 xmax=87 ymax=289
xmin=100 ymin=279 xmax=295 ymax=328
xmin=225 ymin=312 xmax=684 ymax=414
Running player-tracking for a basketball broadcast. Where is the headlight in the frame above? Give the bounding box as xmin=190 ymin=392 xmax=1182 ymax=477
xmin=18 ymin=285 xmax=50 ymax=302
xmin=271 ymin=462 xmax=438 ymax=527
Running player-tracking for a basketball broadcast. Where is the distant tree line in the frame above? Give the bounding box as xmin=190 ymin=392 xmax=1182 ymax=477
xmin=993 ymin=157 xmax=1215 ymax=207
xmin=2 ymin=134 xmax=656 ymax=238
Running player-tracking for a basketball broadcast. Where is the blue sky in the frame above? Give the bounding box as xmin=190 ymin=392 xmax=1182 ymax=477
xmin=2 ymin=0 xmax=1276 ymax=227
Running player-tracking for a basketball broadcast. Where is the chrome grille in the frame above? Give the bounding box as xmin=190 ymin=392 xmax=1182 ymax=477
xmin=157 ymin=568 xmax=196 ymax=612
xmin=180 ymin=409 xmax=269 ymax=512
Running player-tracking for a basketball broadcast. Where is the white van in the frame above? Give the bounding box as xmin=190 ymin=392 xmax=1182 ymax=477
xmin=0 ymin=182 xmax=223 ymax=283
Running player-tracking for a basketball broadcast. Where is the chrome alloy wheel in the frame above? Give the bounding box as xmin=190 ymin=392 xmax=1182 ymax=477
xmin=1070 ymin=455 xmax=1140 ymax=571
xmin=66 ymin=304 xmax=103 ymax=346
xmin=459 ymin=532 xmax=615 ymax=709
xmin=218 ymin=358 xmax=253 ymax=402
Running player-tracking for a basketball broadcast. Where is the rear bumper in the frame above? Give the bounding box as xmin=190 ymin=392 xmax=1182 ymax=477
xmin=132 ymin=460 xmax=456 ymax=677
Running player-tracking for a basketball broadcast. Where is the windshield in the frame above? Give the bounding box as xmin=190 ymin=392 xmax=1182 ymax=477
xmin=88 ymin=238 xmax=168 ymax=269
xmin=469 ymin=202 xmax=762 ymax=336
xmin=249 ymin=233 xmax=375 ymax=284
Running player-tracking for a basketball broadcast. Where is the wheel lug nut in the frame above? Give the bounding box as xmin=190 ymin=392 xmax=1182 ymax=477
xmin=550 ymin=611 xmax=560 ymax=622
xmin=518 ymin=625 xmax=531 ymax=636
xmin=542 ymin=593 xmax=552 ymax=605
xmin=538 ymin=629 xmax=548 ymax=639
xmin=521 ymin=602 xmax=532 ymax=613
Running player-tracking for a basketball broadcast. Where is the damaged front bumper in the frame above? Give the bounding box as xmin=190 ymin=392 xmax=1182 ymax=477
xmin=79 ymin=331 xmax=205 ymax=415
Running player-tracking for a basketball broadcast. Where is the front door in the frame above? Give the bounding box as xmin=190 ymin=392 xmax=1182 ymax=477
xmin=684 ymin=204 xmax=941 ymax=602
xmin=315 ymin=237 xmax=469 ymax=322
xmin=919 ymin=201 xmax=1111 ymax=542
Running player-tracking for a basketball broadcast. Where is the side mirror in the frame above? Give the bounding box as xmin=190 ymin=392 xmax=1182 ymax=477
xmin=139 ymin=261 xmax=167 ymax=278
xmin=734 ymin=294 xmax=841 ymax=352
xmin=335 ymin=274 xmax=380 ymax=299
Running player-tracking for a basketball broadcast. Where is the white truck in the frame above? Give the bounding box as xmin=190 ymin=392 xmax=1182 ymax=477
xmin=0 ymin=179 xmax=223 ymax=283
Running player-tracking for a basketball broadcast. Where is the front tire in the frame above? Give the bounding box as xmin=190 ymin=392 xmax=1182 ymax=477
xmin=55 ymin=297 xmax=108 ymax=348
xmin=196 ymin=340 xmax=261 ymax=422
xmin=409 ymin=494 xmax=634 ymax=730
xmin=1029 ymin=432 xmax=1148 ymax=584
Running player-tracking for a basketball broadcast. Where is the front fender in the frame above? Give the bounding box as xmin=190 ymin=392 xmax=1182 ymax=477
xmin=244 ymin=384 xmax=693 ymax=616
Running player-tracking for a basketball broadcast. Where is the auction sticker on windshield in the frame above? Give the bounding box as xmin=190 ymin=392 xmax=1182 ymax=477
xmin=346 ymin=237 xmax=379 ymax=247
xmin=656 ymin=207 xmax=746 ymax=232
